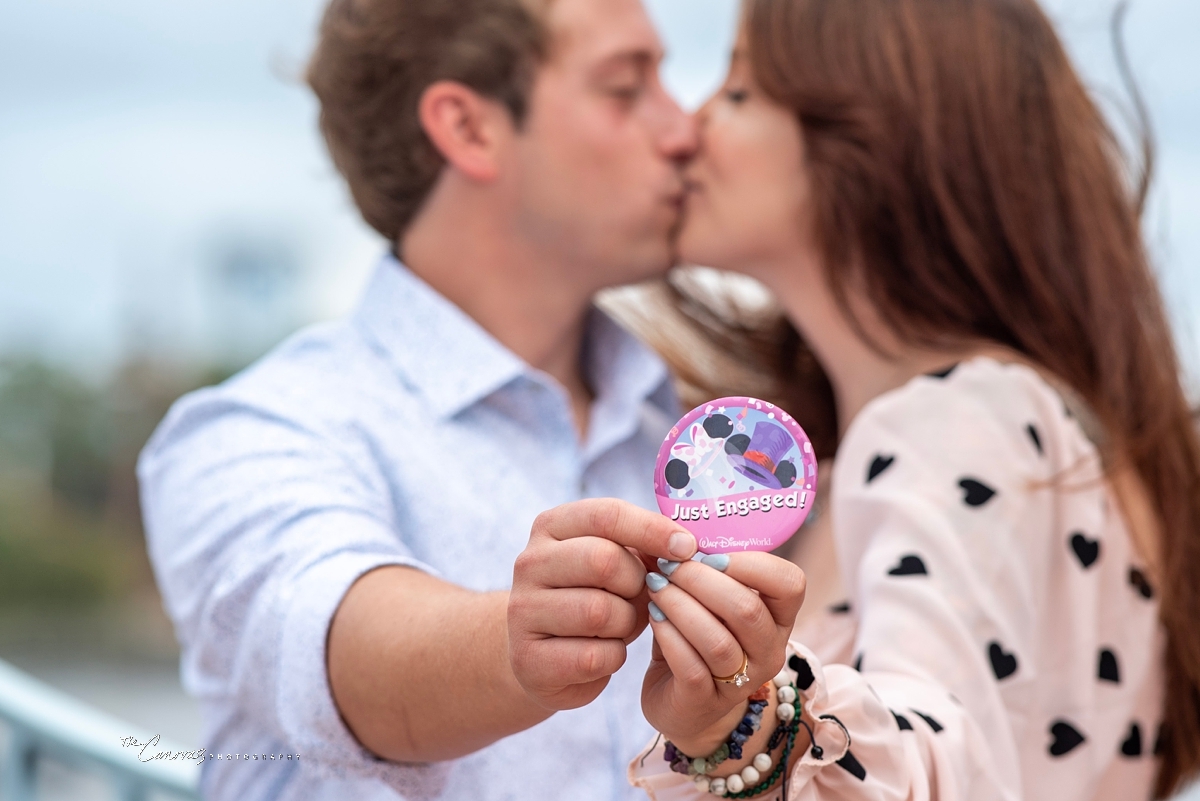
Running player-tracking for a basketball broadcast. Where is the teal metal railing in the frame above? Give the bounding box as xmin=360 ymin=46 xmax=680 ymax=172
xmin=0 ymin=658 xmax=200 ymax=800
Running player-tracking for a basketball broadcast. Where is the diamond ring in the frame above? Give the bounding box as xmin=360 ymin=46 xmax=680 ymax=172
xmin=713 ymin=650 xmax=750 ymax=687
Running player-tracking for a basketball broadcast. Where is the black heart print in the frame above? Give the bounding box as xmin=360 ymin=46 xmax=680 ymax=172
xmin=1120 ymin=723 xmax=1142 ymax=757
xmin=887 ymin=555 xmax=928 ymax=576
xmin=912 ymin=710 xmax=943 ymax=733
xmin=892 ymin=711 xmax=913 ymax=731
xmin=988 ymin=641 xmax=1018 ymax=680
xmin=1048 ymin=720 xmax=1086 ymax=756
xmin=835 ymin=750 xmax=867 ymax=781
xmin=959 ymin=478 xmax=997 ymax=507
xmin=788 ymin=654 xmax=815 ymax=690
xmin=1026 ymin=423 xmax=1044 ymax=455
xmin=1070 ymin=532 xmax=1100 ymax=568
xmin=1098 ymin=649 xmax=1120 ymax=683
xmin=867 ymin=454 xmax=895 ymax=483
xmin=828 ymin=601 xmax=852 ymax=614
xmin=1128 ymin=567 xmax=1154 ymax=599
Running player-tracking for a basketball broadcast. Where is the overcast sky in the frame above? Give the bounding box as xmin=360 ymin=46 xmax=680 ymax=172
xmin=0 ymin=0 xmax=1196 ymax=383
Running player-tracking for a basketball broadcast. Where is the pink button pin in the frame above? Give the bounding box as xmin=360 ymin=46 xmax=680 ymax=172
xmin=655 ymin=396 xmax=818 ymax=554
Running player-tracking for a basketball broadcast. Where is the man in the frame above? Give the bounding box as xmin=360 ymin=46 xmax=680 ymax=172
xmin=137 ymin=0 xmax=698 ymax=798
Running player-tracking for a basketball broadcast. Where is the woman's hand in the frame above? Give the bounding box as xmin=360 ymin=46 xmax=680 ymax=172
xmin=641 ymin=552 xmax=806 ymax=758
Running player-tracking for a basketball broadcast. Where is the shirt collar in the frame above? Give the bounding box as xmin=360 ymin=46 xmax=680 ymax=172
xmin=354 ymin=254 xmax=525 ymax=420
xmin=353 ymin=253 xmax=674 ymax=428
xmin=581 ymin=305 xmax=675 ymax=460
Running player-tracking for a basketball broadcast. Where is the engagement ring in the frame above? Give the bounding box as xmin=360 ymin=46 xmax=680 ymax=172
xmin=713 ymin=651 xmax=750 ymax=687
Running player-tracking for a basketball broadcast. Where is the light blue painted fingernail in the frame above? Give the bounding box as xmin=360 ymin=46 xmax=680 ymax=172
xmin=657 ymin=558 xmax=682 ymax=576
xmin=700 ymin=553 xmax=730 ymax=572
xmin=646 ymin=572 xmax=669 ymax=592
xmin=648 ymin=601 xmax=667 ymax=622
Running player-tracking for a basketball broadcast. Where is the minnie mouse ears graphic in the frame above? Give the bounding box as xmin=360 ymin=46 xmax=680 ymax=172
xmin=703 ymin=414 xmax=734 ymax=439
xmin=664 ymin=418 xmax=798 ymax=491
xmin=655 ymin=397 xmax=818 ymax=554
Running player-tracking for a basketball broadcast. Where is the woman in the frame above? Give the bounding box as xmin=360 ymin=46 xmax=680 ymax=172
xmin=623 ymin=0 xmax=1200 ymax=798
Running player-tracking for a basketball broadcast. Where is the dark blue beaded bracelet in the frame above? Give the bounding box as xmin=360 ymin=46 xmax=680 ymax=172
xmin=662 ymin=682 xmax=774 ymax=777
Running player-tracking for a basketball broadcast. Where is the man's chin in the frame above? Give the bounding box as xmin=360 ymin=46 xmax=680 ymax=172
xmin=596 ymin=225 xmax=691 ymax=287
xmin=617 ymin=232 xmax=681 ymax=285
xmin=628 ymin=250 xmax=677 ymax=286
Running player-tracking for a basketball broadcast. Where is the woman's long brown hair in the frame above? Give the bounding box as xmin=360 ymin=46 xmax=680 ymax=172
xmin=621 ymin=0 xmax=1200 ymax=793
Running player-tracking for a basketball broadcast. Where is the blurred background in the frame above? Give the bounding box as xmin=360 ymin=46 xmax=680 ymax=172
xmin=0 ymin=0 xmax=1196 ymax=797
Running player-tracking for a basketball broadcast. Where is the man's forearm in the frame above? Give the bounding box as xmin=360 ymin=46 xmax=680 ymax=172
xmin=327 ymin=565 xmax=553 ymax=762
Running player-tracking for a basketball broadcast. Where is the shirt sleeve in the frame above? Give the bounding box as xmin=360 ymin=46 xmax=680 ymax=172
xmin=137 ymin=385 xmax=442 ymax=786
xmin=628 ymin=642 xmax=998 ymax=801
xmin=631 ymin=366 xmax=1152 ymax=801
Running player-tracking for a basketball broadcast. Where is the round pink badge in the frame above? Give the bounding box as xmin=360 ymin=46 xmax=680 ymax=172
xmin=655 ymin=397 xmax=817 ymax=554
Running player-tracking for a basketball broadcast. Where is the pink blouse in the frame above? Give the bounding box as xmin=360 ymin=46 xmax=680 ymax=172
xmin=630 ymin=357 xmax=1164 ymax=801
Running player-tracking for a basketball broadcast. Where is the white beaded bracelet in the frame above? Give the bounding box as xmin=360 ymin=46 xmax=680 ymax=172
xmin=694 ymin=669 xmax=803 ymax=797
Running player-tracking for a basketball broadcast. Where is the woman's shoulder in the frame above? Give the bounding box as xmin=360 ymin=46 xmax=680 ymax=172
xmin=861 ymin=354 xmax=1068 ymax=425
xmin=833 ymin=355 xmax=1096 ymax=492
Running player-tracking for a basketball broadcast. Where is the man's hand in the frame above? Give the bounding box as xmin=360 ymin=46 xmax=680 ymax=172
xmin=508 ymin=499 xmax=698 ymax=710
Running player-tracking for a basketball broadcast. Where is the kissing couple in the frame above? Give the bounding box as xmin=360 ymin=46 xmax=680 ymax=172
xmin=139 ymin=0 xmax=1200 ymax=799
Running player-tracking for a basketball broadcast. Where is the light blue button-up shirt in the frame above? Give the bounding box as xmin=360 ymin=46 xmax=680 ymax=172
xmin=138 ymin=255 xmax=677 ymax=801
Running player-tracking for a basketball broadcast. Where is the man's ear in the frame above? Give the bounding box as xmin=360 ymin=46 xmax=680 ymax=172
xmin=418 ymin=81 xmax=513 ymax=183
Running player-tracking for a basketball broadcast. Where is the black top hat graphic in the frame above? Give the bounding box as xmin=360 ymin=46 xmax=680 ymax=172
xmin=726 ymin=421 xmax=797 ymax=489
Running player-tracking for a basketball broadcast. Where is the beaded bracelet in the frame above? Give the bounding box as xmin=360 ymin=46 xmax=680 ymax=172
xmin=707 ymin=701 xmax=800 ymax=796
xmin=703 ymin=691 xmax=801 ymax=798
xmin=664 ymin=682 xmax=772 ymax=777
xmin=664 ymin=676 xmax=804 ymax=798
xmin=718 ymin=709 xmax=798 ymax=799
